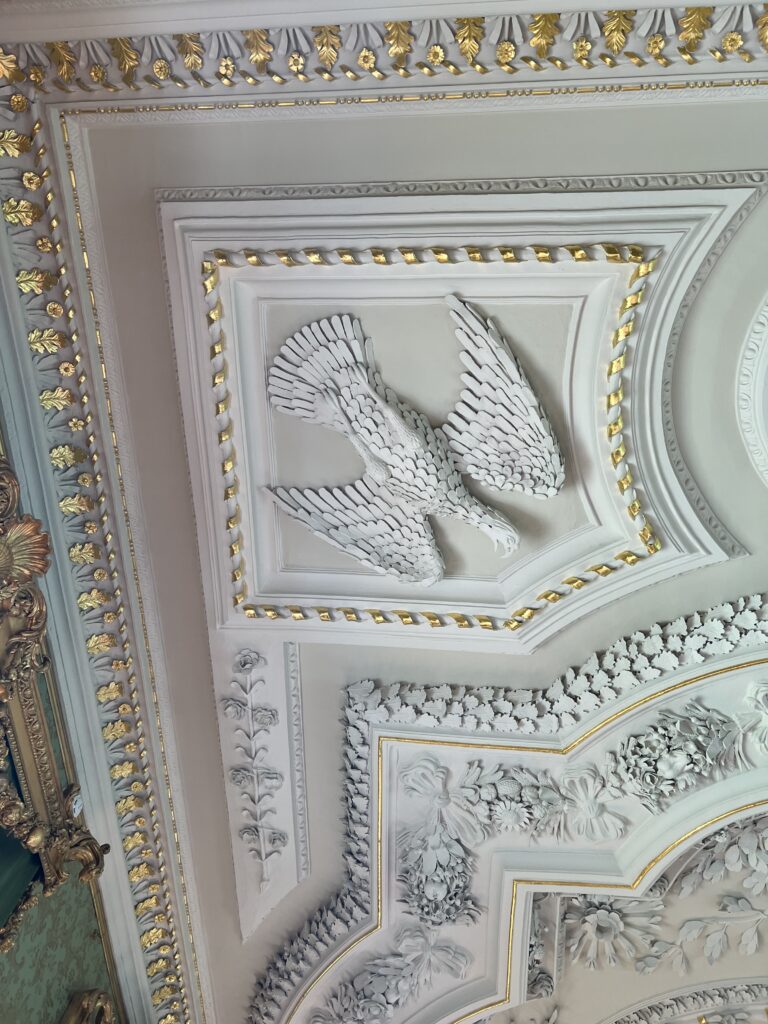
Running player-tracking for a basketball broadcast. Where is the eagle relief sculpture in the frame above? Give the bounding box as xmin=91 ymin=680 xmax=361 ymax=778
xmin=266 ymin=295 xmax=565 ymax=585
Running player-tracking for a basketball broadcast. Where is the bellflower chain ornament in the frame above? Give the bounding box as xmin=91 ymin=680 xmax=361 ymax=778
xmin=266 ymin=295 xmax=564 ymax=584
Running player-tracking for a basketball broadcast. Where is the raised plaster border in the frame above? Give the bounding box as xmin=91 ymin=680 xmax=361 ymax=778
xmin=737 ymin=292 xmax=768 ymax=488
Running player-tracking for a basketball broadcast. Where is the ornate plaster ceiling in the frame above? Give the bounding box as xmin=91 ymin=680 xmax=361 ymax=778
xmin=1 ymin=5 xmax=768 ymax=1024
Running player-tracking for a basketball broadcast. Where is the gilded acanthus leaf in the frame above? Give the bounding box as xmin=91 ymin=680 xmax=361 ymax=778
xmin=313 ymin=25 xmax=341 ymax=69
xmin=0 ymin=48 xmax=23 ymax=82
xmin=97 ymin=683 xmax=123 ymax=704
xmin=757 ymin=5 xmax=768 ymax=52
xmin=174 ymin=33 xmax=204 ymax=71
xmin=86 ymin=632 xmax=115 ymax=656
xmin=109 ymin=37 xmax=140 ymax=76
xmin=678 ymin=7 xmax=713 ymax=50
xmin=2 ymin=198 xmax=43 ymax=227
xmin=16 ymin=269 xmax=57 ymax=295
xmin=39 ymin=386 xmax=73 ymax=411
xmin=0 ymin=130 xmax=32 ymax=158
xmin=69 ymin=542 xmax=100 ymax=565
xmin=28 ymin=328 xmax=66 ymax=353
xmin=77 ymin=588 xmax=110 ymax=611
xmin=384 ymin=20 xmax=414 ymax=63
xmin=454 ymin=17 xmax=485 ymax=63
xmin=59 ymin=494 xmax=94 ymax=516
xmin=243 ymin=28 xmax=273 ymax=71
xmin=50 ymin=444 xmax=86 ymax=469
xmin=603 ymin=10 xmax=635 ymax=54
xmin=103 ymin=720 xmax=130 ymax=742
xmin=528 ymin=13 xmax=560 ymax=58
xmin=47 ymin=41 xmax=77 ymax=82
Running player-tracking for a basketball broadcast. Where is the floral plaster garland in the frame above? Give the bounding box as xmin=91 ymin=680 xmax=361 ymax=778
xmin=250 ymin=594 xmax=768 ymax=1024
xmin=309 ymin=924 xmax=470 ymax=1024
xmin=396 ymin=689 xmax=768 ymax=926
xmin=560 ymin=813 xmax=768 ymax=976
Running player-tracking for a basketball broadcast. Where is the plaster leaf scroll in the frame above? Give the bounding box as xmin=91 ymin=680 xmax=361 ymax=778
xmin=310 ymin=924 xmax=471 ymax=1024
xmin=221 ymin=649 xmax=286 ymax=890
xmin=396 ymin=686 xmax=768 ymax=927
xmin=632 ymin=810 xmax=768 ymax=976
xmin=266 ymin=296 xmax=564 ymax=585
xmin=250 ymin=596 xmax=768 ymax=1023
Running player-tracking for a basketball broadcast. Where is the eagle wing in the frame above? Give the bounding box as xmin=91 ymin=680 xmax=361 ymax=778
xmin=267 ymin=476 xmax=444 ymax=585
xmin=442 ymin=295 xmax=565 ymax=498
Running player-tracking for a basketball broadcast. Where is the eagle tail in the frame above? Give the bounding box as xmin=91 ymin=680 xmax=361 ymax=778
xmin=267 ymin=314 xmax=372 ymax=425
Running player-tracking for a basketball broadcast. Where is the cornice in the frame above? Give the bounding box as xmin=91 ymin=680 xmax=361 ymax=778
xmin=2 ymin=9 xmax=768 ymax=105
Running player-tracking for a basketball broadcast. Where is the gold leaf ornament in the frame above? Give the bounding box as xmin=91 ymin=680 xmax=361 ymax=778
xmin=173 ymin=33 xmax=204 ymax=71
xmin=243 ymin=28 xmax=273 ymax=71
xmin=59 ymin=494 xmax=94 ymax=515
xmin=313 ymin=24 xmax=341 ymax=69
xmin=108 ymin=37 xmax=140 ymax=77
xmin=39 ymin=386 xmax=73 ymax=410
xmin=528 ymin=13 xmax=560 ymax=58
xmin=47 ymin=41 xmax=77 ymax=82
xmin=86 ymin=632 xmax=115 ymax=655
xmin=27 ymin=329 xmax=65 ymax=355
xmin=758 ymin=5 xmax=768 ymax=51
xmin=16 ymin=268 xmax=57 ymax=295
xmin=77 ymin=588 xmax=110 ymax=611
xmin=384 ymin=20 xmax=414 ymax=64
xmin=0 ymin=49 xmax=24 ymax=83
xmin=0 ymin=130 xmax=32 ymax=158
xmin=678 ymin=7 xmax=713 ymax=50
xmin=2 ymin=198 xmax=43 ymax=227
xmin=454 ymin=17 xmax=485 ymax=63
xmin=50 ymin=444 xmax=86 ymax=469
xmin=603 ymin=9 xmax=635 ymax=54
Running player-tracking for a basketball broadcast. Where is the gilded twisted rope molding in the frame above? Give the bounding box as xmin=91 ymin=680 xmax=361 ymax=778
xmin=200 ymin=242 xmax=661 ymax=633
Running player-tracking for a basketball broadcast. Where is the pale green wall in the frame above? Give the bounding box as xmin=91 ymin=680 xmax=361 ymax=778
xmin=0 ymin=875 xmax=114 ymax=1024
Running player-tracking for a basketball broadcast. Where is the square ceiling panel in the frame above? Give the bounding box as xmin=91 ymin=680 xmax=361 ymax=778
xmin=160 ymin=187 xmax=748 ymax=651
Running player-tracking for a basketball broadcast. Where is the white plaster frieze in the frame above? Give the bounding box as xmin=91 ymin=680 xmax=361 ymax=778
xmin=249 ymin=593 xmax=768 ymax=1024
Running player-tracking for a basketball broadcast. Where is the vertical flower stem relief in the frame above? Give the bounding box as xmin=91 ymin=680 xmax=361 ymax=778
xmin=223 ymin=650 xmax=286 ymax=892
